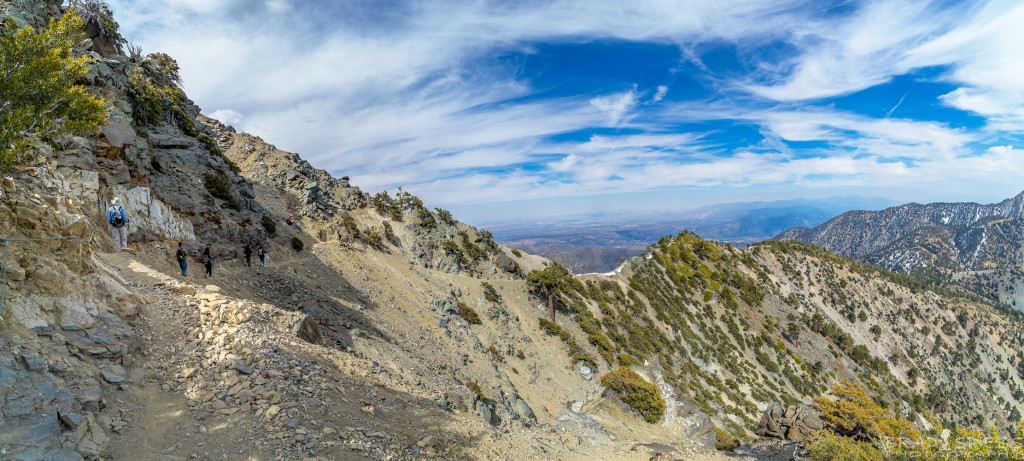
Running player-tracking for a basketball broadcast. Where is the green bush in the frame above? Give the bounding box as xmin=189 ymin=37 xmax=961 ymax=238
xmin=538 ymin=318 xmax=598 ymax=369
xmin=435 ymin=208 xmax=454 ymax=225
xmin=340 ymin=213 xmax=360 ymax=239
xmin=713 ymin=428 xmax=740 ymax=451
xmin=460 ymin=231 xmax=487 ymax=260
xmin=0 ymin=12 xmax=106 ymax=174
xmin=538 ymin=317 xmax=561 ymax=336
xmin=261 ymin=215 xmax=276 ymax=234
xmin=458 ymin=302 xmax=481 ymax=325
xmin=382 ymin=221 xmax=397 ymax=243
xmin=481 ymin=282 xmax=500 ymax=303
xmin=511 ymin=249 xmax=523 ymax=258
xmin=417 ymin=209 xmax=435 ymax=229
xmin=290 ymin=236 xmax=304 ymax=252
xmin=600 ymin=367 xmax=665 ymax=424
xmin=372 ymin=192 xmax=403 ymax=221
xmin=126 ymin=62 xmax=195 ymax=135
xmin=443 ymin=240 xmax=466 ymax=266
xmin=618 ymin=353 xmax=642 ymax=368
xmin=363 ymin=230 xmax=384 ymax=249
xmin=204 ymin=171 xmax=241 ymax=210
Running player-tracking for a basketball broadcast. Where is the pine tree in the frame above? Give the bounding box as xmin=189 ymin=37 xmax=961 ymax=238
xmin=527 ymin=262 xmax=572 ymax=322
xmin=0 ymin=11 xmax=107 ymax=174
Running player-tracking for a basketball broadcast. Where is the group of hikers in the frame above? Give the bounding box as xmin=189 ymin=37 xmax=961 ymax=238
xmin=174 ymin=242 xmax=268 ymax=278
xmin=108 ymin=198 xmax=271 ymax=279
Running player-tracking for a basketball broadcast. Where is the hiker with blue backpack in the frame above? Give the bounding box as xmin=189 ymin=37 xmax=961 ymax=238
xmin=106 ymin=198 xmax=130 ymax=252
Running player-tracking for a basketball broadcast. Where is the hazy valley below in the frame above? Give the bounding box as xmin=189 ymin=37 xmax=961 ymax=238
xmin=492 ymin=196 xmax=898 ymax=273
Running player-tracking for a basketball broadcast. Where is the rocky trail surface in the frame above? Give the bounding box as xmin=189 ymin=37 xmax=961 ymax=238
xmin=83 ymin=245 xmax=746 ymax=461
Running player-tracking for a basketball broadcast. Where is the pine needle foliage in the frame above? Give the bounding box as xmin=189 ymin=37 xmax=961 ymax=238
xmin=0 ymin=12 xmax=106 ymax=174
xmin=600 ymin=367 xmax=665 ymax=424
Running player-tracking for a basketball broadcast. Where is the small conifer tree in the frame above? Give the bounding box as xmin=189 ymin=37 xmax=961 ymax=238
xmin=0 ymin=11 xmax=107 ymax=174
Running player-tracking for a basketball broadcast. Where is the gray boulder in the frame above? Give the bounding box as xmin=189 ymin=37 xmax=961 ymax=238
xmin=677 ymin=401 xmax=716 ymax=449
xmin=292 ymin=314 xmax=321 ymax=344
xmin=100 ymin=115 xmax=136 ymax=148
xmin=149 ymin=133 xmax=190 ymax=149
xmin=495 ymin=253 xmax=518 ymax=273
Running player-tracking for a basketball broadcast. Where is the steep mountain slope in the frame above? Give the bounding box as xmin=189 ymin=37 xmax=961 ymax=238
xmin=3 ymin=3 xmax=1024 ymax=460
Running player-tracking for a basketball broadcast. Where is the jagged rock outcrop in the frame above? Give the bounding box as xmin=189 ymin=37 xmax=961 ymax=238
xmin=756 ymin=402 xmax=823 ymax=442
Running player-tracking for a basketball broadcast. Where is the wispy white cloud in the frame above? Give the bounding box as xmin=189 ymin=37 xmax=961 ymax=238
xmin=590 ymin=89 xmax=638 ymax=126
xmin=106 ymin=0 xmax=1024 ymax=220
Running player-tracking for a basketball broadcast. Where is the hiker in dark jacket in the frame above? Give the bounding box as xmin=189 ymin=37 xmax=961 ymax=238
xmin=202 ymin=247 xmax=213 ymax=278
xmin=175 ymin=242 xmax=188 ymax=276
xmin=243 ymin=244 xmax=252 ymax=267
xmin=257 ymin=244 xmax=266 ymax=267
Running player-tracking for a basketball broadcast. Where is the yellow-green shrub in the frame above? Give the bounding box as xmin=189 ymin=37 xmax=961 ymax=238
xmin=713 ymin=428 xmax=740 ymax=451
xmin=600 ymin=367 xmax=665 ymax=424
xmin=813 ymin=380 xmax=919 ymax=442
xmin=0 ymin=12 xmax=106 ymax=174
xmin=465 ymin=381 xmax=484 ymax=400
xmin=877 ymin=422 xmax=1024 ymax=460
xmin=806 ymin=429 xmax=883 ymax=461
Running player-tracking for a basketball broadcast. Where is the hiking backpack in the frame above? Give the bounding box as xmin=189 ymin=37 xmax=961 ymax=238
xmin=111 ymin=206 xmax=125 ymax=227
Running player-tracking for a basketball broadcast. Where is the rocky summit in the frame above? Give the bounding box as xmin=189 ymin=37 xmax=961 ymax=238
xmin=4 ymin=2 xmax=1024 ymax=461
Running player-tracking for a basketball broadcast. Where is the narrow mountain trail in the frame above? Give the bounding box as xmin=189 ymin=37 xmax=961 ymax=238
xmin=99 ymin=251 xmax=280 ymax=460
xmin=82 ymin=245 xmax=755 ymax=461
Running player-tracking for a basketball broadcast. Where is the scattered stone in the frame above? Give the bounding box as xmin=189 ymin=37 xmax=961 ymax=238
xmin=101 ymin=365 xmax=127 ymax=384
xmin=18 ymin=354 xmax=46 ymax=371
xmin=59 ymin=411 xmax=82 ymax=430
xmin=677 ymin=401 xmax=716 ymax=449
xmin=231 ymin=360 xmax=253 ymax=375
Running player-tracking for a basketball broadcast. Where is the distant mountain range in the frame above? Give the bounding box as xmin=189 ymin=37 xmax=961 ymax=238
xmin=489 ymin=196 xmax=898 ymax=273
xmin=776 ymin=190 xmax=1024 ymax=307
xmin=776 ymin=191 xmax=1024 ymax=269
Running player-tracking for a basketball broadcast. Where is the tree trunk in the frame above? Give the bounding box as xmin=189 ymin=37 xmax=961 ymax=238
xmin=547 ymin=293 xmax=555 ymax=322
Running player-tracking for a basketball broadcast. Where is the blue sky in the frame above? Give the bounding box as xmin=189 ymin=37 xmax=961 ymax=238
xmin=108 ymin=0 xmax=1024 ymax=224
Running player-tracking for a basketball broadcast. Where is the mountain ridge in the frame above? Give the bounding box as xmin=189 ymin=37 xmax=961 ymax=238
xmin=777 ymin=190 xmax=1024 ymax=259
